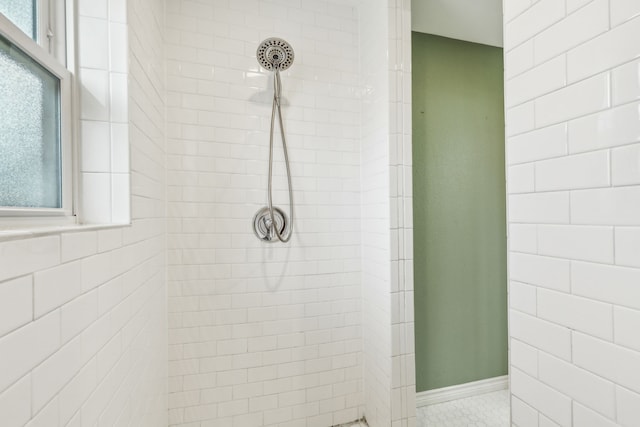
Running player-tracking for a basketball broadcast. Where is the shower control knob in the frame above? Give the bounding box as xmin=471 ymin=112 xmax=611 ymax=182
xmin=253 ymin=206 xmax=289 ymax=243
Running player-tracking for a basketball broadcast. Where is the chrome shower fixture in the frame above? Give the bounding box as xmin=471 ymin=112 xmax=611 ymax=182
xmin=256 ymin=37 xmax=295 ymax=71
xmin=253 ymin=38 xmax=295 ymax=243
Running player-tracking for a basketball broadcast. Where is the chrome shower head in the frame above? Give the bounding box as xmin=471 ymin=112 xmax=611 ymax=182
xmin=256 ymin=37 xmax=294 ymax=71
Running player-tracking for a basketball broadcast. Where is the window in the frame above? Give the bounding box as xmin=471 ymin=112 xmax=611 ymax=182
xmin=0 ymin=0 xmax=72 ymax=218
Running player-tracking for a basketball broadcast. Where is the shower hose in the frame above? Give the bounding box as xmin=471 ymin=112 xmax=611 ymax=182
xmin=267 ymin=68 xmax=294 ymax=242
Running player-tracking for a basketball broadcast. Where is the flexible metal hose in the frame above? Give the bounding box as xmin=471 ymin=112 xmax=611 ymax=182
xmin=267 ymin=68 xmax=294 ymax=242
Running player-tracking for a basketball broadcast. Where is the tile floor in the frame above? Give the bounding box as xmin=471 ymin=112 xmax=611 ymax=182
xmin=417 ymin=390 xmax=510 ymax=426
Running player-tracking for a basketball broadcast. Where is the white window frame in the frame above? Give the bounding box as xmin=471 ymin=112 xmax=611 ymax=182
xmin=0 ymin=0 xmax=73 ymax=222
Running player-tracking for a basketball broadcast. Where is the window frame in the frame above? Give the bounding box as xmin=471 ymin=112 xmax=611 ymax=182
xmin=0 ymin=1 xmax=73 ymax=221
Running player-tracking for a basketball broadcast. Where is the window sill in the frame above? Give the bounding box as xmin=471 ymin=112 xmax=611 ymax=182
xmin=0 ymin=222 xmax=131 ymax=243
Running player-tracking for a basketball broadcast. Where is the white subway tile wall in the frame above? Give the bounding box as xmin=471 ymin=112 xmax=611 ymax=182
xmin=78 ymin=0 xmax=131 ymax=224
xmin=504 ymin=1 xmax=640 ymax=425
xmin=166 ymin=0 xmax=416 ymax=425
xmin=360 ymin=1 xmax=392 ymax=425
xmin=0 ymin=0 xmax=167 ymax=426
xmin=388 ymin=1 xmax=416 ymax=426
xmin=0 ymin=1 xmax=418 ymax=426
xmin=165 ymin=1 xmax=364 ymax=426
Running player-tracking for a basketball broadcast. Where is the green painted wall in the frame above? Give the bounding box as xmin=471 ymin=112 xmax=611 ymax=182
xmin=412 ymin=33 xmax=508 ymax=392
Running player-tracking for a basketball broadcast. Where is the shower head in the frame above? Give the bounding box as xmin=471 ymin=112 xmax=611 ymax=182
xmin=257 ymin=37 xmax=294 ymax=71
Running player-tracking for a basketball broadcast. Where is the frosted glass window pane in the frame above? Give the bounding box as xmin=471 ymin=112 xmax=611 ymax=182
xmin=0 ymin=0 xmax=37 ymax=40
xmin=0 ymin=34 xmax=61 ymax=208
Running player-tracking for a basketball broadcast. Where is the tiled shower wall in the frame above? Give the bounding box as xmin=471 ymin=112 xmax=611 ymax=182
xmin=359 ymin=0 xmax=392 ymax=425
xmin=504 ymin=0 xmax=640 ymax=425
xmin=0 ymin=0 xmax=168 ymax=425
xmin=388 ymin=0 xmax=416 ymax=425
xmin=165 ymin=1 xmax=364 ymax=425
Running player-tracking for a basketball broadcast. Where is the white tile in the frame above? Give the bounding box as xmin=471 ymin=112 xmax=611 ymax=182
xmin=61 ymin=290 xmax=98 ymax=343
xmin=510 ymin=368 xmax=571 ymax=426
xmin=506 ymin=56 xmax=566 ymax=107
xmin=509 ymin=224 xmax=537 ymax=253
xmin=0 ymin=236 xmax=60 ymax=282
xmin=510 ymin=253 xmax=570 ymax=292
xmin=78 ymin=17 xmax=109 ymax=70
xmin=610 ymin=0 xmax=640 ymax=27
xmin=97 ymin=333 xmax=121 ymax=380
xmin=507 ymin=123 xmax=567 ymax=165
xmin=617 ymin=386 xmax=640 ymax=427
xmin=572 ymin=261 xmax=640 ymax=310
xmin=58 ymin=358 xmax=97 ymax=425
xmin=79 ymin=68 xmax=110 ymax=121
xmin=0 ymin=310 xmax=60 ymax=392
xmin=81 ymin=173 xmax=112 ymax=224
xmin=82 ymin=252 xmax=113 ymax=291
xmin=508 ymin=192 xmax=570 ymax=224
xmin=615 ymin=227 xmax=640 ymax=268
xmin=108 ymin=23 xmax=128 ymax=73
xmin=508 ymin=164 xmax=535 ymax=194
xmin=504 ymin=0 xmax=565 ymax=50
xmin=511 ymin=338 xmax=538 ymax=376
xmin=97 ymin=228 xmax=123 ymax=253
xmin=111 ymin=174 xmax=130 ymax=223
xmin=573 ymin=332 xmax=640 ymax=394
xmin=505 ymin=40 xmax=534 ymax=80
xmin=571 ymin=187 xmax=640 ymax=226
xmin=565 ymin=0 xmax=590 ymax=11
xmin=78 ymin=0 xmax=107 ymax=18
xmin=612 ymin=59 xmax=640 ymax=105
xmin=504 ymin=0 xmax=531 ymax=23
xmin=568 ymin=101 xmax=640 ymax=154
xmin=612 ymin=144 xmax=640 ymax=186
xmin=25 ymin=396 xmax=59 ymax=427
xmin=533 ymin=0 xmax=608 ymax=64
xmin=0 ymin=374 xmax=31 ymax=427
xmin=108 ymin=0 xmax=126 ymax=23
xmin=572 ymin=401 xmax=617 ymax=427
xmin=110 ymin=123 xmax=129 ymax=173
xmin=614 ymin=306 xmax=640 ymax=352
xmin=537 ymin=225 xmax=614 ymax=263
xmin=0 ymin=276 xmax=32 ymax=338
xmin=568 ymin=16 xmax=640 ymax=82
xmin=109 ymin=73 xmax=128 ymax=123
xmin=510 ymin=310 xmax=572 ymax=360
xmin=535 ymin=150 xmax=610 ymax=191
xmin=31 ymin=336 xmax=84 ymax=414
xmin=538 ymin=353 xmax=616 ymax=419
xmin=80 ymin=312 xmax=111 ymax=362
xmin=506 ymin=101 xmax=535 ymax=136
xmin=510 ymin=281 xmax=537 ymax=315
xmin=81 ymin=121 xmax=111 ymax=173
xmin=539 ymin=414 xmax=562 ymax=427
xmin=511 ymin=396 xmax=538 ymax=427
xmin=535 ymin=72 xmax=610 ymax=127
xmin=33 ymin=261 xmax=83 ymax=318
xmin=61 ymin=231 xmax=97 ymax=263
xmin=98 ymin=276 xmax=123 ymax=315
xmin=65 ymin=411 xmax=82 ymax=427
xmin=537 ymin=288 xmax=613 ymax=340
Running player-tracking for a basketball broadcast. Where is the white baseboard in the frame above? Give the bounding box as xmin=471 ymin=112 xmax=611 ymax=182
xmin=416 ymin=375 xmax=509 ymax=407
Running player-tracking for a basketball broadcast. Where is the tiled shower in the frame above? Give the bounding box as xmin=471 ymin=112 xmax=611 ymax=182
xmin=164 ymin=1 xmax=414 ymax=425
xmin=165 ymin=1 xmax=365 ymax=425
xmin=2 ymin=0 xmax=640 ymax=426
xmin=0 ymin=0 xmax=414 ymax=426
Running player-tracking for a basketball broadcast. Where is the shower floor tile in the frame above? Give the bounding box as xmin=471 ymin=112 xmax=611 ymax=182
xmin=416 ymin=389 xmax=510 ymax=426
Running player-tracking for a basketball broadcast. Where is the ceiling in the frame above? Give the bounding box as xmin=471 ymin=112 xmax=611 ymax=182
xmin=411 ymin=0 xmax=503 ymax=48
